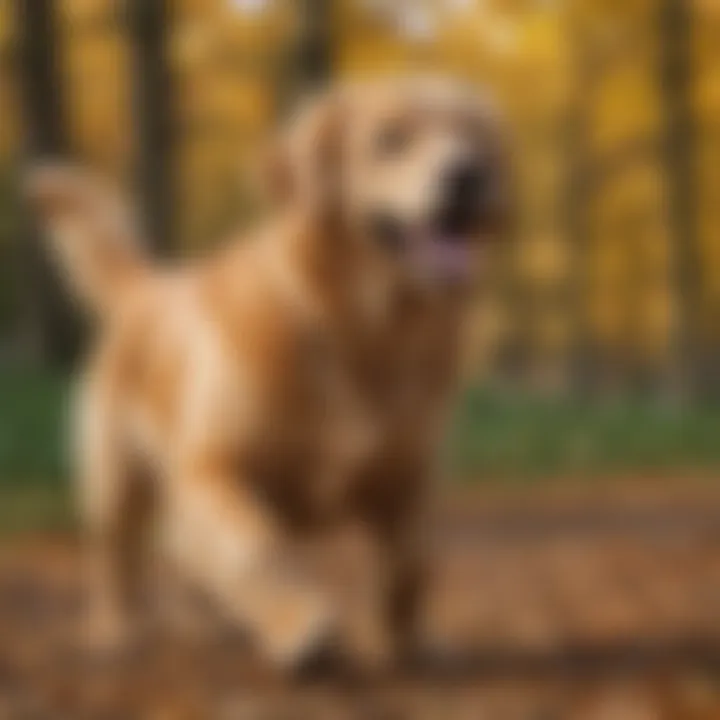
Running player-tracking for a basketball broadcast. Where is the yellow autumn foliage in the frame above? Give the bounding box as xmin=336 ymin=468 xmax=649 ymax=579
xmin=1 ymin=0 xmax=720 ymax=377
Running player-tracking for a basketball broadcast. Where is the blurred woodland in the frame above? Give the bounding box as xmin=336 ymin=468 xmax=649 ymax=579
xmin=1 ymin=0 xmax=720 ymax=396
xmin=6 ymin=14 xmax=720 ymax=715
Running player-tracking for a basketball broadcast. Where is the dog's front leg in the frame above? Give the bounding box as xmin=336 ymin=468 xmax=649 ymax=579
xmin=166 ymin=467 xmax=337 ymax=671
xmin=380 ymin=519 xmax=428 ymax=666
xmin=361 ymin=494 xmax=430 ymax=670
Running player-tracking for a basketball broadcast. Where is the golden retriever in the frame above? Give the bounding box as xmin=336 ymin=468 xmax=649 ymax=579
xmin=25 ymin=76 xmax=507 ymax=673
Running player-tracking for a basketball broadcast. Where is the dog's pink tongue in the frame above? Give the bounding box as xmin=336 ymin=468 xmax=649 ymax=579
xmin=419 ymin=235 xmax=473 ymax=279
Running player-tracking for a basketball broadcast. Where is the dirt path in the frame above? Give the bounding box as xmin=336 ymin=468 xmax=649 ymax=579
xmin=2 ymin=483 xmax=720 ymax=718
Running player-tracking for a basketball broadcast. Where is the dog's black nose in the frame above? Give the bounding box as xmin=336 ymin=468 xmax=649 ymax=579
xmin=447 ymin=160 xmax=485 ymax=203
xmin=437 ymin=159 xmax=488 ymax=236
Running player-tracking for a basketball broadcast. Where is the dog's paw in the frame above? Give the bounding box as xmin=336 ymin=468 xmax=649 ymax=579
xmin=397 ymin=640 xmax=469 ymax=679
xmin=290 ymin=631 xmax=348 ymax=682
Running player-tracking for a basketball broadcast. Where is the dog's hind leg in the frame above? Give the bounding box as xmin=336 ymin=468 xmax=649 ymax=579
xmin=75 ymin=380 xmax=155 ymax=652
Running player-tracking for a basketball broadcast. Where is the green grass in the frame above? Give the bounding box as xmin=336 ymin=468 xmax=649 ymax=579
xmin=3 ymin=366 xmax=720 ymax=530
xmin=0 ymin=367 xmax=71 ymax=531
xmin=0 ymin=367 xmax=69 ymax=484
xmin=448 ymin=386 xmax=720 ymax=482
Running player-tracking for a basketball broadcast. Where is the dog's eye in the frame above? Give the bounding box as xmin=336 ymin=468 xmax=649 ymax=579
xmin=376 ymin=124 xmax=412 ymax=157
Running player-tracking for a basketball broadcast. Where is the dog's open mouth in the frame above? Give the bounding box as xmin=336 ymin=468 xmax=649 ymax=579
xmin=412 ymin=232 xmax=475 ymax=283
xmin=369 ymin=213 xmax=478 ymax=283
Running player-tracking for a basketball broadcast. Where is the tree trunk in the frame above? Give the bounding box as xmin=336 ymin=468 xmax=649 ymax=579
xmin=279 ymin=0 xmax=331 ymax=111
xmin=127 ymin=0 xmax=175 ymax=256
xmin=297 ymin=0 xmax=332 ymax=90
xmin=660 ymin=0 xmax=699 ymax=396
xmin=14 ymin=0 xmax=81 ymax=366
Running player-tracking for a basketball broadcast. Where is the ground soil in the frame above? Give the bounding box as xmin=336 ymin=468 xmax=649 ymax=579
xmin=2 ymin=482 xmax=720 ymax=719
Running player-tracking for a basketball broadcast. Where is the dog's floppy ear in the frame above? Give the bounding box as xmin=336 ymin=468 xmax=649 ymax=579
xmin=263 ymin=93 xmax=345 ymax=213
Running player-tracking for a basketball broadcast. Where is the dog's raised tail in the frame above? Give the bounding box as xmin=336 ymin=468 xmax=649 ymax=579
xmin=24 ymin=163 xmax=148 ymax=317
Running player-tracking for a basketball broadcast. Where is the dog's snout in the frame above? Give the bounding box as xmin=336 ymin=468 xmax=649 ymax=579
xmin=436 ymin=159 xmax=488 ymax=236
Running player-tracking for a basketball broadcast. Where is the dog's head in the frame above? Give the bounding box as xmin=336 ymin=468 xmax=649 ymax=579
xmin=266 ymin=76 xmax=510 ymax=287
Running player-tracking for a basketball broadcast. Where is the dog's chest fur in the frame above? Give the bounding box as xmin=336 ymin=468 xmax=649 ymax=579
xmin=235 ymin=282 xmax=463 ymax=528
xmin=121 ymin=239 xmax=465 ymax=531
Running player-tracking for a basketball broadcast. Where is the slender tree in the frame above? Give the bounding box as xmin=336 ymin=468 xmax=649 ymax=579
xmin=564 ymin=8 xmax=593 ymax=392
xmin=14 ymin=0 xmax=81 ymax=365
xmin=127 ymin=0 xmax=175 ymax=256
xmin=296 ymin=0 xmax=332 ymax=90
xmin=659 ymin=0 xmax=699 ymax=394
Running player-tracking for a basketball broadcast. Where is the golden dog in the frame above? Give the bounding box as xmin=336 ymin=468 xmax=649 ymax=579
xmin=26 ymin=77 xmax=507 ymax=672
